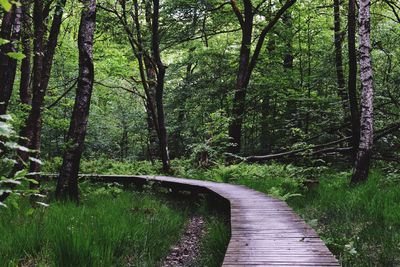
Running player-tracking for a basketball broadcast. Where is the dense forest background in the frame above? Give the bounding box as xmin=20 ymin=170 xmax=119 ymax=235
xmin=1 ymin=0 xmax=400 ymax=265
xmin=7 ymin=0 xmax=397 ymax=164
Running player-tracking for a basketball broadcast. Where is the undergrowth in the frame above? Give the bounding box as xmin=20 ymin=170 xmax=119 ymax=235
xmin=0 ymin=182 xmax=187 ymax=267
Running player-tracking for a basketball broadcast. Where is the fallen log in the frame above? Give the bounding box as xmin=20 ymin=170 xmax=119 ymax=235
xmin=239 ymin=121 xmax=400 ymax=163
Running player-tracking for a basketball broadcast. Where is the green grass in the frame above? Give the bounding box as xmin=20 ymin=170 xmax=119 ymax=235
xmin=196 ymin=217 xmax=230 ymax=267
xmin=0 ymin=183 xmax=187 ymax=267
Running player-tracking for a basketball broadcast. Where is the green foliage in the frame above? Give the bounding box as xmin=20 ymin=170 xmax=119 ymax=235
xmin=0 ymin=0 xmax=11 ymax=11
xmin=189 ymin=109 xmax=231 ymax=167
xmin=196 ymin=218 xmax=230 ymax=267
xmin=0 ymin=186 xmax=187 ymax=266
xmin=6 ymin=52 xmax=26 ymax=60
xmin=0 ymin=115 xmax=41 ymax=208
xmin=292 ymin=170 xmax=400 ymax=266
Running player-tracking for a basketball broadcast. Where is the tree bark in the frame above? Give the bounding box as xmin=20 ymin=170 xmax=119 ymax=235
xmin=152 ymin=0 xmax=171 ymax=173
xmin=348 ymin=0 xmax=360 ymax=154
xmin=228 ymin=0 xmax=253 ymax=154
xmin=333 ymin=0 xmax=349 ymax=116
xmin=56 ymin=0 xmax=96 ymax=201
xmin=19 ymin=1 xmax=32 ymax=105
xmin=0 ymin=5 xmax=22 ymax=115
xmin=352 ymin=0 xmax=374 ymax=183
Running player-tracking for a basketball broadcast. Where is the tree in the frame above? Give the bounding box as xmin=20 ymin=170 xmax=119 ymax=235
xmin=228 ymin=0 xmax=296 ymax=154
xmin=19 ymin=0 xmax=32 ymax=105
xmin=13 ymin=0 xmax=67 ymax=178
xmin=347 ymin=0 xmax=360 ymax=155
xmin=56 ymin=0 xmax=97 ymax=201
xmin=352 ymin=0 xmax=374 ymax=183
xmin=101 ymin=0 xmax=171 ymax=172
xmin=333 ymin=0 xmax=348 ymax=118
xmin=0 ymin=5 xmax=22 ymax=115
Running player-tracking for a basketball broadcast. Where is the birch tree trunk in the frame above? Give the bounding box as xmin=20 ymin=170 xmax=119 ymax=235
xmin=56 ymin=0 xmax=96 ymax=201
xmin=352 ymin=0 xmax=374 ymax=183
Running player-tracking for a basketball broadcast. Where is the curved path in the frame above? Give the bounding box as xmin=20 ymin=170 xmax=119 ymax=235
xmin=79 ymin=174 xmax=340 ymax=266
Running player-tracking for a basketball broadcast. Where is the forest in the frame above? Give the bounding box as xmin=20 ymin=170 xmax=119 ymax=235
xmin=0 ymin=0 xmax=399 ymax=266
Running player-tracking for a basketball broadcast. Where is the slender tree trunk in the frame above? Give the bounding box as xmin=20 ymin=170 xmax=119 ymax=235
xmin=333 ymin=0 xmax=348 ymax=116
xmin=56 ymin=0 xmax=96 ymax=201
xmin=152 ymin=0 xmax=170 ymax=173
xmin=352 ymin=0 xmax=374 ymax=183
xmin=0 ymin=5 xmax=22 ymax=115
xmin=229 ymin=11 xmax=252 ymax=154
xmin=19 ymin=1 xmax=32 ymax=105
xmin=144 ymin=57 xmax=159 ymax=162
xmin=14 ymin=0 xmax=67 ymax=175
xmin=348 ymin=0 xmax=360 ymax=154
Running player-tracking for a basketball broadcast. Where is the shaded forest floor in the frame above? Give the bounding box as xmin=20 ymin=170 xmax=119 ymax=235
xmin=43 ymin=158 xmax=400 ymax=266
xmin=0 ymin=181 xmax=229 ymax=267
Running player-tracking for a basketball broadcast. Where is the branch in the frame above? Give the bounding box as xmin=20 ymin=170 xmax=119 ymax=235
xmin=384 ymin=0 xmax=400 ymax=22
xmin=46 ymin=79 xmax=78 ymax=109
xmin=93 ymin=81 xmax=146 ymax=100
xmin=247 ymin=0 xmax=296 ymax=78
xmin=241 ymin=121 xmax=400 ymax=163
xmin=207 ymin=2 xmax=230 ymax=12
xmin=230 ymin=0 xmax=245 ymax=27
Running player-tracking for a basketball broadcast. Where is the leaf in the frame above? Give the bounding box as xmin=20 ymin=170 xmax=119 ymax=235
xmin=0 ymin=114 xmax=12 ymax=121
xmin=14 ymin=169 xmax=28 ymax=179
xmin=32 ymin=193 xmax=46 ymax=198
xmin=0 ymin=121 xmax=14 ymax=137
xmin=29 ymin=157 xmax=43 ymax=165
xmin=6 ymin=52 xmax=26 ymax=60
xmin=0 ymin=0 xmax=11 ymax=12
xmin=0 ymin=179 xmax=21 ymax=185
xmin=26 ymin=208 xmax=35 ymax=216
xmin=0 ymin=38 xmax=9 ymax=45
xmin=23 ymin=178 xmax=39 ymax=184
xmin=36 ymin=202 xmax=49 ymax=208
xmin=5 ymin=142 xmax=31 ymax=152
xmin=0 ymin=202 xmax=7 ymax=208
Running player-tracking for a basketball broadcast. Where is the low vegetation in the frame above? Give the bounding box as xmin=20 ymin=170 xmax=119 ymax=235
xmin=0 ymin=180 xmax=231 ymax=267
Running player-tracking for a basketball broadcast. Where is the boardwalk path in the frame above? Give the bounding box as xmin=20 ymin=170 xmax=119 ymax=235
xmin=83 ymin=174 xmax=340 ymax=266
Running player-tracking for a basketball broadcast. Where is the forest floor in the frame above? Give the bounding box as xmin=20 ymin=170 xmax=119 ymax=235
xmin=161 ymin=215 xmax=205 ymax=267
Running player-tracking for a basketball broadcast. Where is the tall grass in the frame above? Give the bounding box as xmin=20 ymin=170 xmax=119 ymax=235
xmin=196 ymin=218 xmax=230 ymax=267
xmin=0 ymin=187 xmax=187 ymax=266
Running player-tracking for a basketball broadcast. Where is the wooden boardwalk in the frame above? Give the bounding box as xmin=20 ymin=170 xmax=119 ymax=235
xmin=76 ymin=174 xmax=340 ymax=266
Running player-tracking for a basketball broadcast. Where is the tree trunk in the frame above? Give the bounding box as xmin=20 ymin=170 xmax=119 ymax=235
xmin=348 ymin=0 xmax=360 ymax=154
xmin=152 ymin=0 xmax=171 ymax=173
xmin=228 ymin=7 xmax=252 ymax=154
xmin=56 ymin=0 xmax=96 ymax=201
xmin=13 ymin=0 xmax=67 ymax=176
xmin=352 ymin=0 xmax=374 ymax=183
xmin=0 ymin=5 xmax=22 ymax=115
xmin=144 ymin=57 xmax=159 ymax=162
xmin=19 ymin=1 xmax=32 ymax=105
xmin=333 ymin=0 xmax=348 ymax=116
